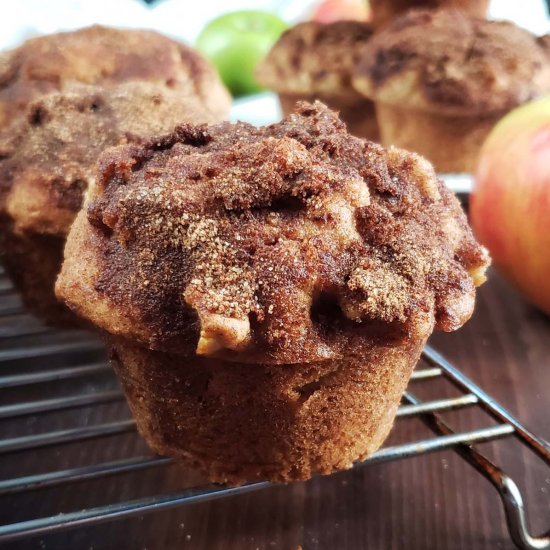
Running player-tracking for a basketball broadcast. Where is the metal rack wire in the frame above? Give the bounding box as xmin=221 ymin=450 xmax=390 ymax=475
xmin=0 ymin=268 xmax=548 ymax=549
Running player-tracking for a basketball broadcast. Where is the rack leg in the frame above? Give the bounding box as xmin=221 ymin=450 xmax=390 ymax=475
xmin=403 ymin=391 xmax=550 ymax=550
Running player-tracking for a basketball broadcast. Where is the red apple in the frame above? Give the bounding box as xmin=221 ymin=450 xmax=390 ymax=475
xmin=471 ymin=96 xmax=550 ymax=315
xmin=312 ymin=0 xmax=370 ymax=23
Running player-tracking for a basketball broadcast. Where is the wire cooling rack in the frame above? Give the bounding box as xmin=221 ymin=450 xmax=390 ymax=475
xmin=0 ymin=266 xmax=548 ymax=549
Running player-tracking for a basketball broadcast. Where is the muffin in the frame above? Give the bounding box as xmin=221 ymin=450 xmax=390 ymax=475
xmin=56 ymin=102 xmax=488 ymax=483
xmin=0 ymin=82 xmax=219 ymax=325
xmin=256 ymin=21 xmax=379 ymax=141
xmin=353 ymin=10 xmax=550 ymax=173
xmin=0 ymin=25 xmax=231 ymax=129
xmin=370 ymin=0 xmax=489 ymax=31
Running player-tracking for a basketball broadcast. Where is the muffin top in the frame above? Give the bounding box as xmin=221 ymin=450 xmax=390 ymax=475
xmin=0 ymin=82 xmax=216 ymax=237
xmin=57 ymin=102 xmax=489 ymax=364
xmin=0 ymin=25 xmax=231 ymax=129
xmin=256 ymin=21 xmax=373 ymax=99
xmin=353 ymin=9 xmax=550 ymax=115
xmin=369 ymin=0 xmax=489 ymax=30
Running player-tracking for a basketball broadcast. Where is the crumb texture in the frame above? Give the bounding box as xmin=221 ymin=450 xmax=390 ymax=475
xmin=353 ymin=9 xmax=550 ymax=115
xmin=57 ymin=102 xmax=489 ymax=363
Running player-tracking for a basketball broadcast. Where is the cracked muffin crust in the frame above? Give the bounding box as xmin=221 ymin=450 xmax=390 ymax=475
xmin=0 ymin=82 xmax=218 ymax=325
xmin=56 ymin=102 xmax=489 ymax=483
xmin=58 ymin=102 xmax=488 ymax=362
xmin=369 ymin=0 xmax=489 ymax=31
xmin=256 ymin=21 xmax=379 ymax=140
xmin=352 ymin=9 xmax=550 ymax=171
xmin=0 ymin=25 xmax=231 ymax=129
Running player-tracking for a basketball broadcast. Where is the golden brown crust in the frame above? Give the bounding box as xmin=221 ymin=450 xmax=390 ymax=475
xmin=256 ymin=21 xmax=374 ymax=99
xmin=353 ymin=9 xmax=550 ymax=115
xmin=0 ymin=25 xmax=231 ymax=129
xmin=57 ymin=102 xmax=489 ymax=363
xmin=369 ymin=0 xmax=489 ymax=31
xmin=0 ymin=82 xmax=217 ymax=238
xmin=110 ymin=334 xmax=424 ymax=484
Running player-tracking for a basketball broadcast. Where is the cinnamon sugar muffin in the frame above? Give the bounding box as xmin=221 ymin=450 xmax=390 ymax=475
xmin=256 ymin=21 xmax=379 ymax=141
xmin=370 ymin=0 xmax=489 ymax=31
xmin=57 ymin=102 xmax=489 ymax=484
xmin=353 ymin=10 xmax=550 ymax=172
xmin=0 ymin=25 xmax=231 ymax=129
xmin=0 ymin=26 xmax=230 ymax=325
xmin=0 ymin=82 xmax=218 ymax=325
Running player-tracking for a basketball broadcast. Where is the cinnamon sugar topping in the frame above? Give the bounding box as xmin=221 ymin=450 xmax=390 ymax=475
xmin=353 ymin=9 xmax=550 ymax=115
xmin=58 ymin=102 xmax=489 ymax=363
xmin=256 ymin=21 xmax=374 ymax=97
xmin=0 ymin=82 xmax=215 ymax=237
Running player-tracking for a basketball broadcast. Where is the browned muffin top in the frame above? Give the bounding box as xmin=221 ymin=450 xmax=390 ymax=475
xmin=353 ymin=9 xmax=550 ymax=115
xmin=256 ymin=21 xmax=373 ymax=98
xmin=0 ymin=82 xmax=216 ymax=237
xmin=369 ymin=0 xmax=489 ymax=30
xmin=57 ymin=102 xmax=489 ymax=364
xmin=0 ymin=25 xmax=231 ymax=129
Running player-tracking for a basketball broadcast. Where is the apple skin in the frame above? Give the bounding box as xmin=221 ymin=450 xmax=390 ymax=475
xmin=196 ymin=11 xmax=287 ymax=98
xmin=471 ymin=95 xmax=550 ymax=315
xmin=312 ymin=0 xmax=370 ymax=23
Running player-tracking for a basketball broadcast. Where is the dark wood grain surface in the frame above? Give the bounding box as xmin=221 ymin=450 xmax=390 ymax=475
xmin=1 ymin=269 xmax=549 ymax=550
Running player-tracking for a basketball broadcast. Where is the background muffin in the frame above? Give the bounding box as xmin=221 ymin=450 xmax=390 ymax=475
xmin=353 ymin=9 xmax=550 ymax=172
xmin=370 ymin=0 xmax=489 ymax=31
xmin=0 ymin=26 xmax=231 ymax=325
xmin=256 ymin=21 xmax=379 ymax=141
xmin=0 ymin=82 xmax=218 ymax=325
xmin=0 ymin=25 xmax=231 ymax=129
xmin=57 ymin=102 xmax=488 ymax=484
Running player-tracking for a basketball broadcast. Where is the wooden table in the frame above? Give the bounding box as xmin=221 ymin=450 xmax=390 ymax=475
xmin=2 ymin=269 xmax=549 ymax=550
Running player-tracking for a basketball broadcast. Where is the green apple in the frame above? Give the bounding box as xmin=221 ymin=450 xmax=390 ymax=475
xmin=196 ymin=10 xmax=287 ymax=97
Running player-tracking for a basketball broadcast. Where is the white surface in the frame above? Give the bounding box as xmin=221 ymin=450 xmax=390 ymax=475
xmin=0 ymin=0 xmax=318 ymax=51
xmin=230 ymin=92 xmax=281 ymax=126
xmin=490 ymin=0 xmax=550 ymax=35
xmin=439 ymin=174 xmax=474 ymax=194
xmin=0 ymin=0 xmax=548 ymax=52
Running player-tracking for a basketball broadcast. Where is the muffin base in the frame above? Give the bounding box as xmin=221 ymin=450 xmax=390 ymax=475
xmin=370 ymin=0 xmax=490 ymax=31
xmin=375 ymin=103 xmax=499 ymax=173
xmin=279 ymin=93 xmax=380 ymax=142
xmin=109 ymin=336 xmax=425 ymax=485
xmin=0 ymin=227 xmax=81 ymax=327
